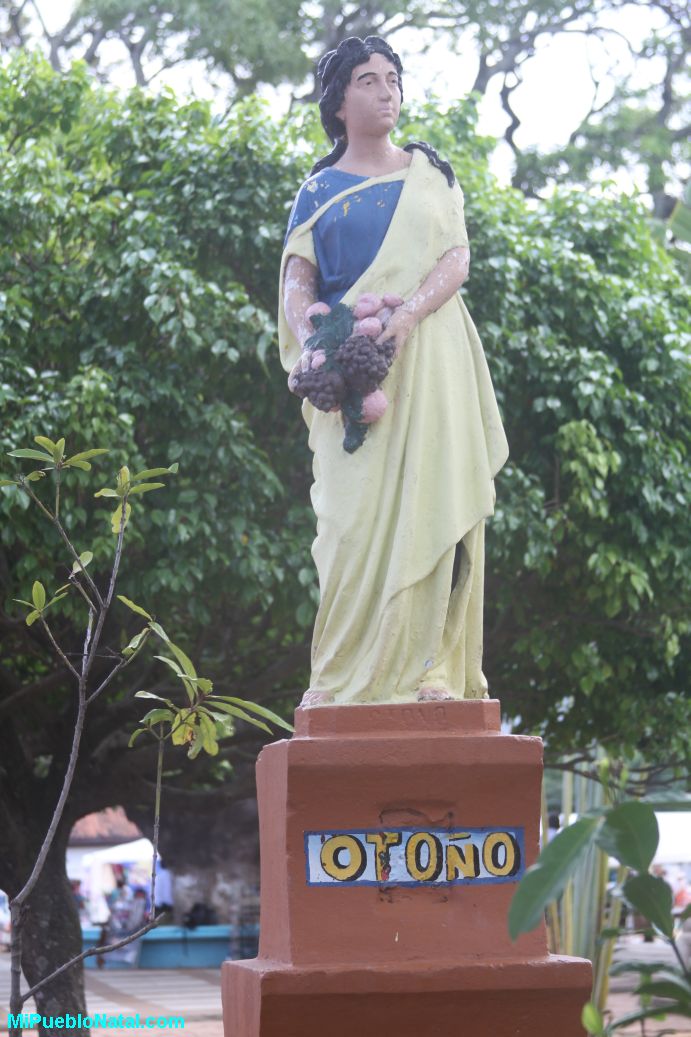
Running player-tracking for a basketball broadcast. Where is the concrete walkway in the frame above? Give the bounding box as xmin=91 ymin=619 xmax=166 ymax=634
xmin=0 ymin=955 xmax=222 ymax=1037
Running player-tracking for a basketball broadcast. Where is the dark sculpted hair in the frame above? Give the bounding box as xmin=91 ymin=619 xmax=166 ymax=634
xmin=311 ymin=35 xmax=455 ymax=187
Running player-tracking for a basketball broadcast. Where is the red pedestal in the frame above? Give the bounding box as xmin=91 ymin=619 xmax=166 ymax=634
xmin=222 ymin=701 xmax=591 ymax=1036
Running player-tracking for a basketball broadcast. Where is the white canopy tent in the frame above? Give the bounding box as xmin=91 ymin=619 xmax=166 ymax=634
xmin=82 ymin=837 xmax=154 ymax=867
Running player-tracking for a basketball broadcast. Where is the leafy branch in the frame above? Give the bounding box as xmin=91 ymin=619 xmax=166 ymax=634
xmin=1 ymin=435 xmax=291 ymax=1034
xmin=509 ymin=795 xmax=691 ymax=1034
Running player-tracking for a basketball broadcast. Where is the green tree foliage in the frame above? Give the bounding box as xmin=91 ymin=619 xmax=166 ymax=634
xmin=0 ymin=47 xmax=688 ymax=1015
xmin=2 ymin=1 xmax=688 ymax=207
xmin=1 ymin=51 xmax=688 ymax=767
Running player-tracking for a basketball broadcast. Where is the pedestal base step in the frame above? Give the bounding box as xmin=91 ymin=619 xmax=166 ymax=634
xmin=222 ymin=954 xmax=591 ymax=1037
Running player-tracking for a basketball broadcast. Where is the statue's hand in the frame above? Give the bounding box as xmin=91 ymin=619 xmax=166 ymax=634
xmin=376 ymin=305 xmax=417 ymax=357
xmin=287 ymin=350 xmax=311 ymax=394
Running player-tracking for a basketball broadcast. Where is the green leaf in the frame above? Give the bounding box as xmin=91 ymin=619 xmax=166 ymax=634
xmin=508 ymin=816 xmax=602 ymax=939
xmin=128 ymin=728 xmax=147 ymax=748
xmin=127 ymin=481 xmax=165 ymax=494
xmin=149 ymin=621 xmax=170 ymax=642
xmin=32 ymin=580 xmax=46 ymax=610
xmin=206 ymin=700 xmax=271 ymax=733
xmin=111 ymin=501 xmax=132 ymax=534
xmin=153 ymin=654 xmax=185 ymax=678
xmin=581 ymin=1002 xmax=605 ymax=1036
xmin=26 ymin=609 xmax=40 ymax=626
xmin=34 ymin=436 xmax=56 ymax=452
xmin=94 ymin=487 xmax=119 ymax=498
xmin=117 ymin=465 xmax=131 ymax=489
xmin=609 ymin=960 xmax=670 ymax=978
xmin=117 ymin=595 xmax=153 ymax=621
xmin=123 ymin=630 xmax=148 ymax=655
xmin=71 ymin=551 xmax=94 ymax=575
xmin=0 ymin=479 xmax=18 ymax=487
xmin=198 ymin=711 xmax=219 ymax=755
xmin=623 ymin=874 xmax=675 ymax=938
xmin=595 ymin=801 xmax=659 ymax=872
xmin=153 ymin=655 xmax=194 ymax=702
xmin=168 ymin=641 xmax=197 ymax=679
xmin=54 ymin=438 xmax=65 ymax=462
xmin=214 ymin=696 xmax=293 ymax=732
xmin=8 ymin=448 xmax=53 ymax=462
xmin=26 ymin=470 xmax=47 ymax=482
xmin=680 ymin=904 xmax=691 ymax=923
xmin=132 ymin=464 xmax=179 ymax=480
xmin=65 ymin=449 xmax=108 ymax=466
xmin=187 ymin=733 xmax=204 ymax=759
xmin=135 ymin=690 xmax=173 ymax=703
xmin=607 ymin=1007 xmax=688 ymax=1029
xmin=171 ymin=713 xmax=195 ymax=746
xmin=141 ymin=707 xmax=176 ymax=726
xmin=637 ymin=971 xmax=691 ymax=1003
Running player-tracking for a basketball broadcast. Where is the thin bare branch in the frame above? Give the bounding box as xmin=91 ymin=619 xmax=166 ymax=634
xmin=20 ymin=478 xmax=104 ymax=608
xmin=86 ymin=645 xmax=143 ymax=705
xmin=20 ymin=917 xmax=164 ymax=1005
xmin=12 ymin=690 xmax=87 ymax=909
xmin=38 ymin=617 xmax=80 ymax=681
xmin=500 ymin=72 xmax=523 ymax=157
xmin=82 ymin=499 xmax=128 ymax=687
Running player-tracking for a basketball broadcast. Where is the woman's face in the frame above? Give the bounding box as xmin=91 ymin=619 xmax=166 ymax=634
xmin=336 ymin=52 xmax=402 ymax=140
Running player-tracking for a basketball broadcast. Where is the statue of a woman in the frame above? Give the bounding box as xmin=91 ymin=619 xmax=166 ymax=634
xmin=279 ymin=36 xmax=508 ymax=708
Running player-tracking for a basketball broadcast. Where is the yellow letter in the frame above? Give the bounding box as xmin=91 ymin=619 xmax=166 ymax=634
xmin=405 ymin=831 xmax=442 ymax=882
xmin=320 ymin=834 xmax=367 ymax=881
xmin=482 ymin=832 xmax=521 ymax=877
xmin=446 ymin=834 xmax=479 ymax=880
xmin=366 ymin=832 xmax=402 ymax=881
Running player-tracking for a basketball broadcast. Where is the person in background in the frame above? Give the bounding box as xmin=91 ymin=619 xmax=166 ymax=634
xmin=154 ymin=857 xmax=174 ymax=916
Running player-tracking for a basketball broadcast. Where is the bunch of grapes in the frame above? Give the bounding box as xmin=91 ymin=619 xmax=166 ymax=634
xmin=336 ymin=335 xmax=393 ymax=395
xmin=288 ymin=292 xmax=405 ymax=450
xmin=289 ymin=366 xmax=345 ymax=413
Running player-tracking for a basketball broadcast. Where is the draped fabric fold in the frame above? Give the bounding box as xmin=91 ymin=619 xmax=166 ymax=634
xmin=278 ymin=149 xmax=509 ymax=704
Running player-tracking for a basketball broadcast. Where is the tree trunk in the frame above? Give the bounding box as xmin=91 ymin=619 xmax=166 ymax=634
xmin=14 ymin=837 xmax=87 ymax=1036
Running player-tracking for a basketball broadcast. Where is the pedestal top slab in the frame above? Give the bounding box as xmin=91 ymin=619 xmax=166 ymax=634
xmin=293 ymin=698 xmax=501 ymax=739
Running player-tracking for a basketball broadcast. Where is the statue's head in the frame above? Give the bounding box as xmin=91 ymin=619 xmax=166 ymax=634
xmin=317 ymin=36 xmax=404 ymax=144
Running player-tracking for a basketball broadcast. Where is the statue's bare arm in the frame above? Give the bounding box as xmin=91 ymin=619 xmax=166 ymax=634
xmin=377 ymin=246 xmax=470 ymax=354
xmin=284 ymin=254 xmax=318 ymax=351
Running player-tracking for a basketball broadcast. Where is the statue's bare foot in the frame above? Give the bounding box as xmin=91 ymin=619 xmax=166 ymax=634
xmin=300 ymin=689 xmax=335 ymax=708
xmin=416 ymin=686 xmax=454 ymax=702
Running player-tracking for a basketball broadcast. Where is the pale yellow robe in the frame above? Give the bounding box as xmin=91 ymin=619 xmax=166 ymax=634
xmin=278 ymin=149 xmax=508 ymax=704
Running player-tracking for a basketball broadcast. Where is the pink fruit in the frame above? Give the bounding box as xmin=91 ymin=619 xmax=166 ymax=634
xmin=305 ymin=302 xmax=331 ymax=326
xmin=354 ymin=316 xmax=383 ymax=338
xmin=361 ymin=389 xmax=388 ymax=423
xmin=375 ymin=306 xmax=394 ymax=327
xmin=383 ymin=292 xmax=404 ymax=307
xmin=353 ymin=293 xmax=383 ymax=319
xmin=310 ymin=349 xmax=326 ymax=370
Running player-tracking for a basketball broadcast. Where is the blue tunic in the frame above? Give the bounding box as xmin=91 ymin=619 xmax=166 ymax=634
xmin=285 ymin=169 xmax=404 ymax=308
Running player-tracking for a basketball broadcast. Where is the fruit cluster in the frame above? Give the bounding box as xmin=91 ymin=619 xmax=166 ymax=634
xmin=289 ymin=292 xmax=404 ymax=451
